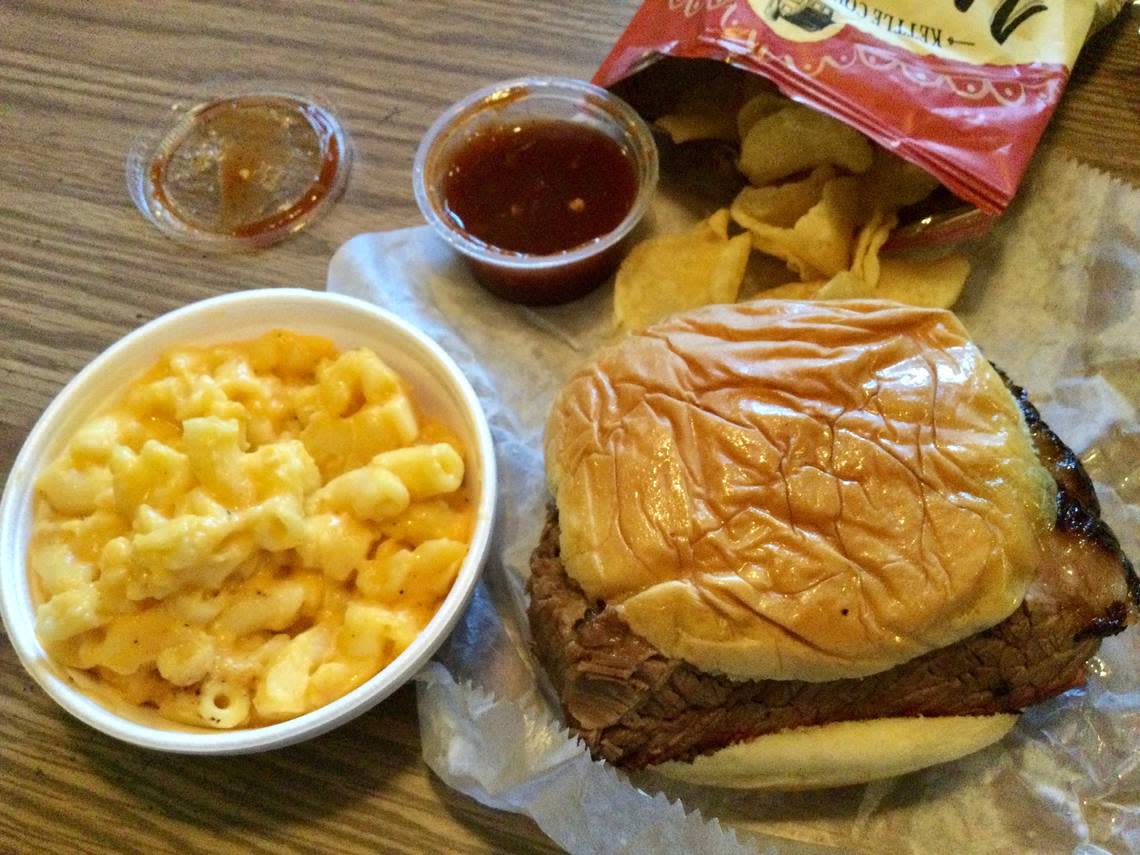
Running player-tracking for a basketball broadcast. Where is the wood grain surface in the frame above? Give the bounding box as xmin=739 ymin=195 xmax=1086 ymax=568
xmin=1 ymin=3 xmax=1137 ymax=853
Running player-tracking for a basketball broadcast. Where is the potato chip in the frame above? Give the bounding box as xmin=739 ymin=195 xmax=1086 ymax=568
xmin=758 ymin=280 xmax=825 ymax=300
xmin=859 ymin=149 xmax=941 ymax=216
xmin=875 ymin=253 xmax=971 ymax=308
xmin=732 ymin=173 xmax=861 ymax=281
xmin=614 ymin=209 xmax=752 ymax=331
xmin=633 ymin=71 xmax=959 ymax=317
xmin=793 ymin=177 xmax=862 ymax=277
xmin=730 ymin=165 xmax=833 ymax=229
xmin=815 ymin=270 xmax=872 ymax=300
xmin=655 ymin=112 xmax=738 ymax=145
xmin=739 ymin=104 xmax=874 ymax=187
xmin=652 ymin=71 xmax=766 ymax=144
xmin=736 ymin=92 xmax=788 ymax=140
xmin=850 ymin=209 xmax=898 ymax=287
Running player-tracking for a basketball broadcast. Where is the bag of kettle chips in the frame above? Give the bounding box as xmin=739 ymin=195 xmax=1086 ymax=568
xmin=600 ymin=0 xmax=1123 ymax=318
xmin=612 ymin=64 xmax=975 ymax=311
xmin=597 ymin=0 xmax=1126 ymax=215
xmin=611 ymin=52 xmax=977 ymax=312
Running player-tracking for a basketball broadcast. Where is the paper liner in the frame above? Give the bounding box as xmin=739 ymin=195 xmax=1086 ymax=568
xmin=326 ymin=144 xmax=1139 ymax=853
xmin=416 ymin=663 xmax=795 ymax=854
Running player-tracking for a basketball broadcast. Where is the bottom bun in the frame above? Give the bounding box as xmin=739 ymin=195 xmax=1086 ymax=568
xmin=651 ymin=714 xmax=1019 ymax=790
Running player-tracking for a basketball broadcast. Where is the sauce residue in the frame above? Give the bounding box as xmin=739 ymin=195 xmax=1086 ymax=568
xmin=147 ymin=95 xmax=344 ymax=242
xmin=442 ymin=120 xmax=638 ymax=256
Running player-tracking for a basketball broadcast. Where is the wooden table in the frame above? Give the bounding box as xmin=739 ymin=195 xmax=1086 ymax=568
xmin=2 ymin=3 xmax=1137 ymax=852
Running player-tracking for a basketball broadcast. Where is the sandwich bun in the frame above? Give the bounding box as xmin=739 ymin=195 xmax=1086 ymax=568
xmin=652 ymin=714 xmax=1019 ymax=790
xmin=545 ymin=299 xmax=1057 ymax=683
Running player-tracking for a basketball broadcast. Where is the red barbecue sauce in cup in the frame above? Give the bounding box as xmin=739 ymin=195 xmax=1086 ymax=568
xmin=414 ymin=78 xmax=658 ymax=306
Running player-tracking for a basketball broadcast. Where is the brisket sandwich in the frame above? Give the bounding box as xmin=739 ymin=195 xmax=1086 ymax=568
xmin=527 ymin=299 xmax=1137 ymax=789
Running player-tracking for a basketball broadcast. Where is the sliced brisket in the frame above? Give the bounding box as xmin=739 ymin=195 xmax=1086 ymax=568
xmin=527 ymin=382 xmax=1139 ymax=770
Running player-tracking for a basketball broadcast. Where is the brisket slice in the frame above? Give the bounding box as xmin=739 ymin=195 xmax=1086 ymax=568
xmin=527 ymin=378 xmax=1139 ymax=770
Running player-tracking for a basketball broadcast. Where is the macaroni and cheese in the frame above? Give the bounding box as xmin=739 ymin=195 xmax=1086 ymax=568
xmin=29 ymin=330 xmax=473 ymax=729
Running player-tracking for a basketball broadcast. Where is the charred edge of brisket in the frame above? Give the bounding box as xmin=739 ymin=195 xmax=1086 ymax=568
xmin=995 ymin=365 xmax=1140 ymax=612
xmin=1074 ymin=601 xmax=1131 ymax=642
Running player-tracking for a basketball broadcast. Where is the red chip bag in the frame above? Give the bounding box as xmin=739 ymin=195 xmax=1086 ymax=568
xmin=595 ymin=0 xmax=1121 ymax=214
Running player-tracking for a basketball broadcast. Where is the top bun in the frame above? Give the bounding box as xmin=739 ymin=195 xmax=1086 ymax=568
xmin=545 ymin=299 xmax=1056 ymax=682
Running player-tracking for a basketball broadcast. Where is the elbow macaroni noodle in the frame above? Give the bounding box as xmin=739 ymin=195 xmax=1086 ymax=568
xmin=29 ymin=331 xmax=473 ymax=729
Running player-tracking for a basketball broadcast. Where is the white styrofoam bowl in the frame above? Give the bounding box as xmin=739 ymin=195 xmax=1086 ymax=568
xmin=0 ymin=288 xmax=496 ymax=754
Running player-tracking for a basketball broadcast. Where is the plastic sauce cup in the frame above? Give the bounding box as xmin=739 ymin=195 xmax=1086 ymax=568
xmin=413 ymin=77 xmax=658 ymax=306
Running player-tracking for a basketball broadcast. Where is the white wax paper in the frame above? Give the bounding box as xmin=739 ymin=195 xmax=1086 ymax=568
xmin=326 ymin=144 xmax=1140 ymax=855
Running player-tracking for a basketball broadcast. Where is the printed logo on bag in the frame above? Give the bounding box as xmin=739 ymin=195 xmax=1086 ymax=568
xmin=748 ymin=0 xmax=1092 ymax=64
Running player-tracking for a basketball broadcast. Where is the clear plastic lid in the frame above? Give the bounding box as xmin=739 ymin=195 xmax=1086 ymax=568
xmin=127 ymin=90 xmax=351 ymax=250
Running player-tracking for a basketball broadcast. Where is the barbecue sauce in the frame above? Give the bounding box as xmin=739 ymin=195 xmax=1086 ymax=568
xmin=443 ymin=120 xmax=637 ymax=254
xmin=440 ymin=119 xmax=639 ymax=304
